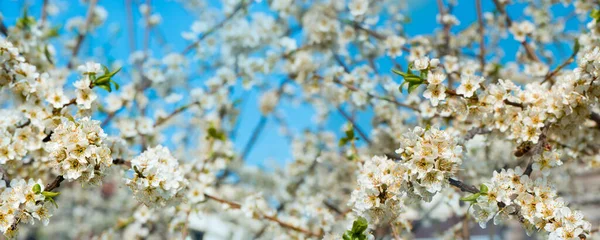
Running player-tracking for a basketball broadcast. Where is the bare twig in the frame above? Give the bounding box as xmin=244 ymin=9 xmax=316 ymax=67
xmin=204 ymin=193 xmax=322 ymax=237
xmin=542 ymin=50 xmax=576 ymax=84
xmin=492 ymin=0 xmax=540 ymax=62
xmin=182 ymin=2 xmax=250 ymax=55
xmin=41 ymin=0 xmax=49 ymax=24
xmin=475 ymin=0 xmax=486 ymax=73
xmin=0 ymin=20 xmax=8 ymax=36
xmin=45 ymin=175 xmax=65 ymax=192
xmin=336 ymin=106 xmax=373 ymax=146
xmin=240 ymin=116 xmax=267 ymax=161
xmin=125 ymin=0 xmax=136 ymax=53
xmin=67 ymin=0 xmax=98 ymax=69
xmin=448 ymin=178 xmax=479 ymax=194
xmin=153 ymin=101 xmax=200 ymax=127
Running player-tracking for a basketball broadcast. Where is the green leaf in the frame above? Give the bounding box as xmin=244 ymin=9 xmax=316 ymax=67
xmin=93 ymin=66 xmax=121 ymax=92
xmin=392 ymin=69 xmax=408 ymax=77
xmin=109 ymin=67 xmax=122 ymax=77
xmin=460 ymin=193 xmax=481 ymax=202
xmin=342 ymin=231 xmax=353 ymax=240
xmin=351 ymin=217 xmax=368 ymax=233
xmin=95 ymin=76 xmax=111 ymax=85
xmin=343 ymin=217 xmax=369 ymax=240
xmin=479 ymin=184 xmax=489 ymax=194
xmin=339 ymin=126 xmax=357 ymax=147
xmin=591 ymin=9 xmax=600 ymax=22
xmin=46 ymin=196 xmax=58 ymax=208
xmin=32 ymin=184 xmax=41 ymax=194
xmin=573 ymin=39 xmax=580 ymax=55
xmin=102 ymin=65 xmax=110 ymax=75
xmin=207 ymin=126 xmax=226 ymax=141
xmin=97 ymin=84 xmax=112 ymax=92
xmin=420 ymin=70 xmax=428 ymax=79
xmin=44 ymin=26 xmax=61 ymax=39
xmin=112 ymin=80 xmax=120 ymax=90
xmin=398 ymin=81 xmax=409 ymax=93
xmin=405 ymin=75 xmax=423 ymax=83
xmin=407 ymin=82 xmax=421 ymax=94
xmin=42 ymin=191 xmax=60 ymax=198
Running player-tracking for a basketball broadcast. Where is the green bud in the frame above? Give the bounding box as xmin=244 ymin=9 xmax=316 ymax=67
xmin=32 ymin=184 xmax=41 ymax=194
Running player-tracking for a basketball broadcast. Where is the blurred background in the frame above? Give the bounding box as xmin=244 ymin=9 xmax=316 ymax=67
xmin=0 ymin=0 xmax=594 ymax=239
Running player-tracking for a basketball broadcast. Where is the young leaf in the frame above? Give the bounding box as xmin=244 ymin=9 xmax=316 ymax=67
xmin=573 ymin=39 xmax=581 ymax=55
xmin=479 ymin=184 xmax=489 ymax=194
xmin=42 ymin=191 xmax=60 ymax=198
xmin=351 ymin=217 xmax=368 ymax=234
xmin=460 ymin=193 xmax=481 ymax=202
xmin=97 ymin=84 xmax=112 ymax=92
xmin=32 ymin=184 xmax=41 ymax=194
xmin=407 ymin=82 xmax=421 ymax=94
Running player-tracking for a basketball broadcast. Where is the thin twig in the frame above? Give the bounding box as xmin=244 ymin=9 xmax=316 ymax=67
xmin=448 ymin=178 xmax=479 ymax=194
xmin=126 ymin=0 xmax=136 ymax=53
xmin=475 ymin=0 xmax=486 ymax=74
xmin=204 ymin=193 xmax=322 ymax=237
xmin=0 ymin=20 xmax=8 ymax=36
xmin=492 ymin=0 xmax=540 ymax=62
xmin=542 ymin=51 xmax=576 ymax=84
xmin=182 ymin=2 xmax=250 ymax=55
xmin=240 ymin=116 xmax=267 ymax=161
xmin=41 ymin=0 xmax=49 ymax=24
xmin=336 ymin=106 xmax=373 ymax=146
xmin=240 ymin=80 xmax=289 ymax=161
xmin=67 ymin=0 xmax=98 ymax=69
xmin=153 ymin=101 xmax=200 ymax=127
xmin=143 ymin=0 xmax=152 ymax=52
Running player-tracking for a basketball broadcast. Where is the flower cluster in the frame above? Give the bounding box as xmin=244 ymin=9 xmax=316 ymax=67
xmin=471 ymin=167 xmax=591 ymax=239
xmin=126 ymin=145 xmax=187 ymax=207
xmin=0 ymin=179 xmax=52 ymax=236
xmin=47 ymin=117 xmax=112 ymax=183
xmin=349 ymin=155 xmax=406 ymax=225
xmin=350 ymin=127 xmax=463 ymax=226
xmin=396 ymin=127 xmax=463 ymax=201
xmin=417 ymin=57 xmax=447 ymax=106
xmin=0 ymin=110 xmax=46 ymax=164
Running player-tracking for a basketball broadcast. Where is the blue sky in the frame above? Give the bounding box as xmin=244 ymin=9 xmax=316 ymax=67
xmin=0 ymin=0 xmax=584 ymax=168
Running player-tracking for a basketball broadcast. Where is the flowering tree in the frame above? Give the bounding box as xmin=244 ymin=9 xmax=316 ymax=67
xmin=1 ymin=0 xmax=599 ymax=239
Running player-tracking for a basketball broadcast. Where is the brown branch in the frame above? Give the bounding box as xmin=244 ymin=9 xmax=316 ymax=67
xmin=182 ymin=2 xmax=250 ymax=55
xmin=461 ymin=214 xmax=471 ymax=239
xmin=204 ymin=193 xmax=322 ymax=237
xmin=523 ymin=162 xmax=533 ymax=176
xmin=16 ymin=119 xmax=31 ymax=128
xmin=448 ymin=178 xmax=479 ymax=194
xmin=153 ymin=101 xmax=200 ymax=127
xmin=112 ymin=158 xmax=131 ymax=167
xmin=240 ymin=80 xmax=289 ymax=161
xmin=67 ymin=0 xmax=98 ymax=69
xmin=591 ymin=112 xmax=600 ymax=128
xmin=240 ymin=115 xmax=267 ymax=161
xmin=491 ymin=0 xmax=539 ymax=62
xmin=143 ymin=0 xmax=152 ymax=52
xmin=126 ymin=0 xmax=136 ymax=53
xmin=475 ymin=0 xmax=486 ymax=74
xmin=45 ymin=175 xmax=64 ymax=192
xmin=0 ymin=20 xmax=7 ymax=36
xmin=337 ymin=106 xmax=373 ymax=146
xmin=436 ymin=0 xmax=451 ymax=55
xmin=41 ymin=0 xmax=49 ymax=24
xmin=542 ymin=51 xmax=576 ymax=84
